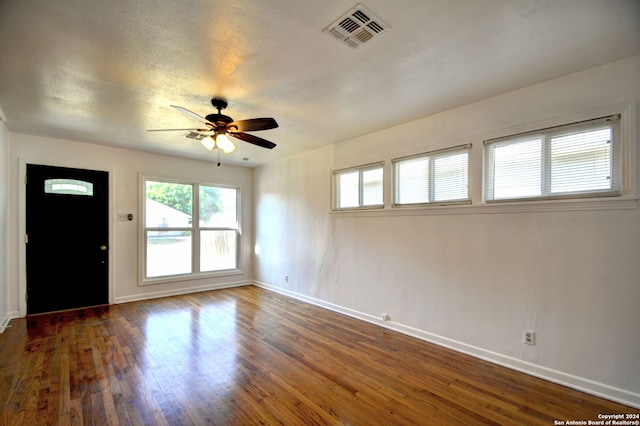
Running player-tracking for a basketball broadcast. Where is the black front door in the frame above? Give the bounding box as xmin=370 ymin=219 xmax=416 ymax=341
xmin=26 ymin=164 xmax=109 ymax=314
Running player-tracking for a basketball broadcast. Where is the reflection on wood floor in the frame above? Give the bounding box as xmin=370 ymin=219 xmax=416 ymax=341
xmin=0 ymin=286 xmax=634 ymax=425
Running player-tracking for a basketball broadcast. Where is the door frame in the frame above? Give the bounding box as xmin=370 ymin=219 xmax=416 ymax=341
xmin=17 ymin=157 xmax=115 ymax=317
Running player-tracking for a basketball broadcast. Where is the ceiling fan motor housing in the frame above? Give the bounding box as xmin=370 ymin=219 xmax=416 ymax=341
xmin=207 ymin=98 xmax=234 ymax=129
xmin=205 ymin=113 xmax=234 ymax=125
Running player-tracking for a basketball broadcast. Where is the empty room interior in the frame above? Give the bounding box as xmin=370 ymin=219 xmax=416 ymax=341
xmin=1 ymin=0 xmax=639 ymax=424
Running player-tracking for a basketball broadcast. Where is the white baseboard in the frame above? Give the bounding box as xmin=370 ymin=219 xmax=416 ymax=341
xmin=113 ymin=280 xmax=251 ymax=304
xmin=253 ymin=280 xmax=640 ymax=409
xmin=0 ymin=311 xmax=20 ymax=333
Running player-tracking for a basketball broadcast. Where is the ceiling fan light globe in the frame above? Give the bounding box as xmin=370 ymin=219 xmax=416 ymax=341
xmin=216 ymin=134 xmax=236 ymax=154
xmin=200 ymin=136 xmax=215 ymax=151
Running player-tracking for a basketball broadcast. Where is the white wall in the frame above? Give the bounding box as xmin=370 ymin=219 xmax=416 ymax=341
xmin=254 ymin=55 xmax=640 ymax=407
xmin=0 ymin=121 xmax=10 ymax=330
xmin=7 ymin=136 xmax=254 ymax=314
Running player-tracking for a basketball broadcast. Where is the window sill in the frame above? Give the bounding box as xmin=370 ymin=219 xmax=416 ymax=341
xmin=329 ymin=196 xmax=637 ymax=218
xmin=331 ymin=205 xmax=385 ymax=213
xmin=140 ymin=268 xmax=244 ymax=286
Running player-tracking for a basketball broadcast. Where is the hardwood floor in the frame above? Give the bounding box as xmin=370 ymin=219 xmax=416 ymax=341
xmin=0 ymin=286 xmax=635 ymax=425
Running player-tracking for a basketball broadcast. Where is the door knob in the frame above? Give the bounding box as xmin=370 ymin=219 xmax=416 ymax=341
xmin=100 ymin=245 xmax=108 ymax=251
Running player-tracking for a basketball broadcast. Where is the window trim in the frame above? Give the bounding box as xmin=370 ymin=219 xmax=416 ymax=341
xmin=140 ymin=175 xmax=243 ymax=285
xmin=392 ymin=144 xmax=471 ymax=208
xmin=329 ymin=195 xmax=637 ymax=219
xmin=332 ymin=161 xmax=385 ymax=211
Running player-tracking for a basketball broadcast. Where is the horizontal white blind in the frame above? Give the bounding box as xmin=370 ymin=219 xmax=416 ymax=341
xmin=485 ymin=115 xmax=619 ymax=201
xmin=433 ymin=151 xmax=469 ymax=202
xmin=394 ymin=145 xmax=470 ymax=206
xmin=486 ymin=137 xmax=542 ymax=200
xmin=550 ymin=127 xmax=612 ymax=193
xmin=396 ymin=157 xmax=428 ymax=204
xmin=362 ymin=167 xmax=383 ymax=206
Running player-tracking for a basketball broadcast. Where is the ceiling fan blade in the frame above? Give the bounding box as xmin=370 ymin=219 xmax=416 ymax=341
xmin=147 ymin=128 xmax=213 ymax=134
xmin=229 ymin=132 xmax=277 ymax=149
xmin=228 ymin=117 xmax=278 ymax=132
xmin=171 ymin=105 xmax=215 ymax=126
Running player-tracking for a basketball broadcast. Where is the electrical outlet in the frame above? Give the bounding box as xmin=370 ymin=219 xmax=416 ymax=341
xmin=381 ymin=313 xmax=390 ymax=321
xmin=284 ymin=275 xmax=289 ymax=283
xmin=524 ymin=330 xmax=536 ymax=345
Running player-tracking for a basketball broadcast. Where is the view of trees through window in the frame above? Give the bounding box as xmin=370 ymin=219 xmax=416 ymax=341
xmin=145 ymin=180 xmax=238 ymax=279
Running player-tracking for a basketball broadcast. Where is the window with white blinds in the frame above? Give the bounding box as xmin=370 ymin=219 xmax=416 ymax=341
xmin=484 ymin=115 xmax=620 ymax=201
xmin=333 ymin=162 xmax=384 ymax=209
xmin=393 ymin=145 xmax=470 ymax=206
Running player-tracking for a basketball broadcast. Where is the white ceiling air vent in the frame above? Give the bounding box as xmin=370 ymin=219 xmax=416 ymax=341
xmin=324 ymin=3 xmax=389 ymax=49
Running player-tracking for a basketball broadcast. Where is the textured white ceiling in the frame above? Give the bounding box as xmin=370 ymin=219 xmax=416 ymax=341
xmin=1 ymin=0 xmax=639 ymax=167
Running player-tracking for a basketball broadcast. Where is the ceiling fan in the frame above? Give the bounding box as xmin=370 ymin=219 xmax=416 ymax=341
xmin=148 ymin=97 xmax=278 ymax=155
